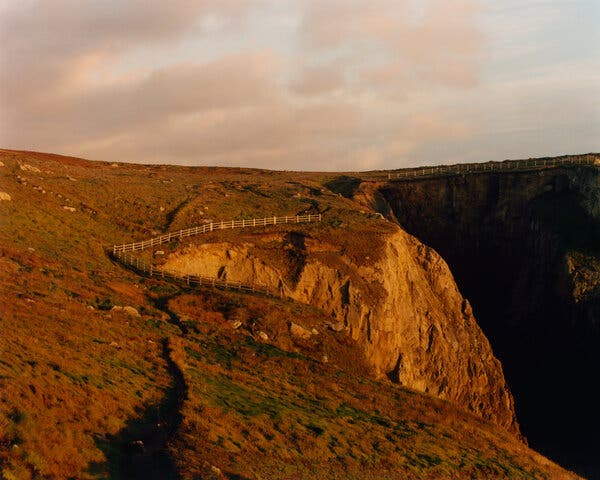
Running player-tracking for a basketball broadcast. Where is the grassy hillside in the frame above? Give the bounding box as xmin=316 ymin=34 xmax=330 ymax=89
xmin=0 ymin=149 xmax=578 ymax=479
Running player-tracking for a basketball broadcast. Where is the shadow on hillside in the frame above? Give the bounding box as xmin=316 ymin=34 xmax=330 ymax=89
xmin=87 ymin=339 xmax=185 ymax=480
xmin=324 ymin=176 xmax=362 ymax=198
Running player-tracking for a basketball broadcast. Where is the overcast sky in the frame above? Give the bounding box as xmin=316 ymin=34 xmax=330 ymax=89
xmin=1 ymin=0 xmax=598 ymax=170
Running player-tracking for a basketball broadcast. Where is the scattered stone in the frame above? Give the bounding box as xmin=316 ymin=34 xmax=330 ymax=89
xmin=257 ymin=331 xmax=269 ymax=342
xmin=109 ymin=342 xmax=120 ymax=348
xmin=86 ymin=305 xmax=95 ymax=310
xmin=311 ymin=328 xmax=319 ymax=335
xmin=230 ymin=320 xmax=242 ymax=330
xmin=327 ymin=321 xmax=345 ymax=332
xmin=155 ymin=250 xmax=165 ymax=256
xmin=210 ymin=465 xmax=222 ymax=476
xmin=19 ymin=163 xmax=40 ymax=173
xmin=122 ymin=306 xmax=141 ymax=317
xmin=68 ymin=176 xmax=77 ymax=181
xmin=111 ymin=305 xmax=141 ymax=317
xmin=375 ymin=212 xmax=385 ymax=219
xmin=159 ymin=206 xmax=165 ymax=212
xmin=27 ymin=247 xmax=35 ymax=252
xmin=62 ymin=206 xmax=76 ymax=212
xmin=322 ymin=354 xmax=329 ymax=364
xmin=0 ymin=161 xmax=4 ymax=167
xmin=111 ymin=163 xmax=119 ymax=168
xmin=289 ymin=322 xmax=312 ymax=340
xmin=128 ymin=440 xmax=145 ymax=454
xmin=0 ymin=192 xmax=11 ymax=201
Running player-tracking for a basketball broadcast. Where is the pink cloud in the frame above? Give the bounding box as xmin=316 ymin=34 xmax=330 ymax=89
xmin=0 ymin=0 xmax=485 ymax=170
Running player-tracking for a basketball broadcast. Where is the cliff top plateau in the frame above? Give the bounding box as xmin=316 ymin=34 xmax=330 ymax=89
xmin=1 ymin=148 xmax=595 ymax=479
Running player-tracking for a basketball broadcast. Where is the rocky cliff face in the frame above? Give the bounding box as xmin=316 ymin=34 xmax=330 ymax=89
xmin=361 ymin=164 xmax=600 ymax=478
xmin=163 ymin=228 xmax=520 ymax=435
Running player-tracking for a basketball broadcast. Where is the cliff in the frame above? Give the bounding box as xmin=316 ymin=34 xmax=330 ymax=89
xmin=3 ymin=148 xmax=583 ymax=479
xmin=350 ymin=163 xmax=600 ymax=478
xmin=163 ymin=227 xmax=520 ymax=434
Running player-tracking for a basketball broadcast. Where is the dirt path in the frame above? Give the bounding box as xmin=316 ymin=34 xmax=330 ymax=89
xmin=111 ymin=337 xmax=187 ymax=480
xmin=105 ymin=293 xmax=189 ymax=479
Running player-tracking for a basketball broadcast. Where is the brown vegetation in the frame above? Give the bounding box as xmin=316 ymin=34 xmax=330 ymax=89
xmin=0 ymin=149 xmax=580 ymax=479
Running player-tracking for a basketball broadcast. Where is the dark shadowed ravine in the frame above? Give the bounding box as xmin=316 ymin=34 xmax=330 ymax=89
xmin=374 ymin=166 xmax=600 ymax=479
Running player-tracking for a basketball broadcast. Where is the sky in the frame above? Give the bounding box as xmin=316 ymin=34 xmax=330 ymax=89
xmin=0 ymin=0 xmax=598 ymax=171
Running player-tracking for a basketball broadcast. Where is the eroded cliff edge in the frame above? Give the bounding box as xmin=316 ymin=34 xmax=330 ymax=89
xmin=354 ymin=164 xmax=600 ymax=478
xmin=163 ymin=226 xmax=520 ymax=435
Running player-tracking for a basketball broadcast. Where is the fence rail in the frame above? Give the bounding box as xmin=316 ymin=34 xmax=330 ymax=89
xmin=385 ymin=155 xmax=600 ymax=181
xmin=111 ymin=213 xmax=322 ymax=298
xmin=113 ymin=213 xmax=322 ymax=254
xmin=114 ymin=251 xmax=279 ymax=297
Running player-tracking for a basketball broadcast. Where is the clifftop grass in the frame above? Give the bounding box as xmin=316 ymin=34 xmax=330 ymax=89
xmin=0 ymin=149 xmax=579 ymax=479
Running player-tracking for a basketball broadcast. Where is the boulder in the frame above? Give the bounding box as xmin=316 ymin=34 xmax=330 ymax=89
xmin=0 ymin=192 xmax=11 ymax=201
xmin=111 ymin=305 xmax=140 ymax=317
xmin=257 ymin=331 xmax=269 ymax=342
xmin=122 ymin=306 xmax=141 ymax=317
xmin=19 ymin=163 xmax=40 ymax=173
xmin=289 ymin=322 xmax=312 ymax=340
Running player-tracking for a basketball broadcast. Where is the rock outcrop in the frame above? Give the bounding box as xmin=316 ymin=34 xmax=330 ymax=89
xmin=356 ymin=164 xmax=600 ymax=477
xmin=163 ymin=228 xmax=519 ymax=435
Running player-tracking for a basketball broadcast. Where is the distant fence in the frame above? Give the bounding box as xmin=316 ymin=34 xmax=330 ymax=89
xmin=385 ymin=155 xmax=600 ymax=181
xmin=111 ymin=213 xmax=322 ymax=297
xmin=113 ymin=214 xmax=322 ymax=254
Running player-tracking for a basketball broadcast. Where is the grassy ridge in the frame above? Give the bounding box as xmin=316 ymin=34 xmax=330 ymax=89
xmin=0 ymin=149 xmax=578 ymax=479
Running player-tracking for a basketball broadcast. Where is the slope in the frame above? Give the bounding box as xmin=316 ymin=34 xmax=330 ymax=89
xmin=0 ymin=149 xmax=578 ymax=479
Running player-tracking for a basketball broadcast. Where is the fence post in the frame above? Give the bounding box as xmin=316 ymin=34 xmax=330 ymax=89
xmin=273 ymin=216 xmax=277 ymax=225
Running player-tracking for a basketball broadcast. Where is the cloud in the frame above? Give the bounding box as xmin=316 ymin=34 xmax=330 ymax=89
xmin=5 ymin=0 xmax=592 ymax=171
xmin=301 ymin=0 xmax=483 ymax=92
xmin=1 ymin=51 xmax=281 ymax=148
xmin=291 ymin=65 xmax=346 ymax=96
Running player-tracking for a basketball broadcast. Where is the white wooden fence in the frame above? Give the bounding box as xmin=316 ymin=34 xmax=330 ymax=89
xmin=114 ymin=252 xmax=278 ymax=296
xmin=385 ymin=155 xmax=599 ymax=180
xmin=111 ymin=213 xmax=322 ymax=297
xmin=113 ymin=213 xmax=322 ymax=254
